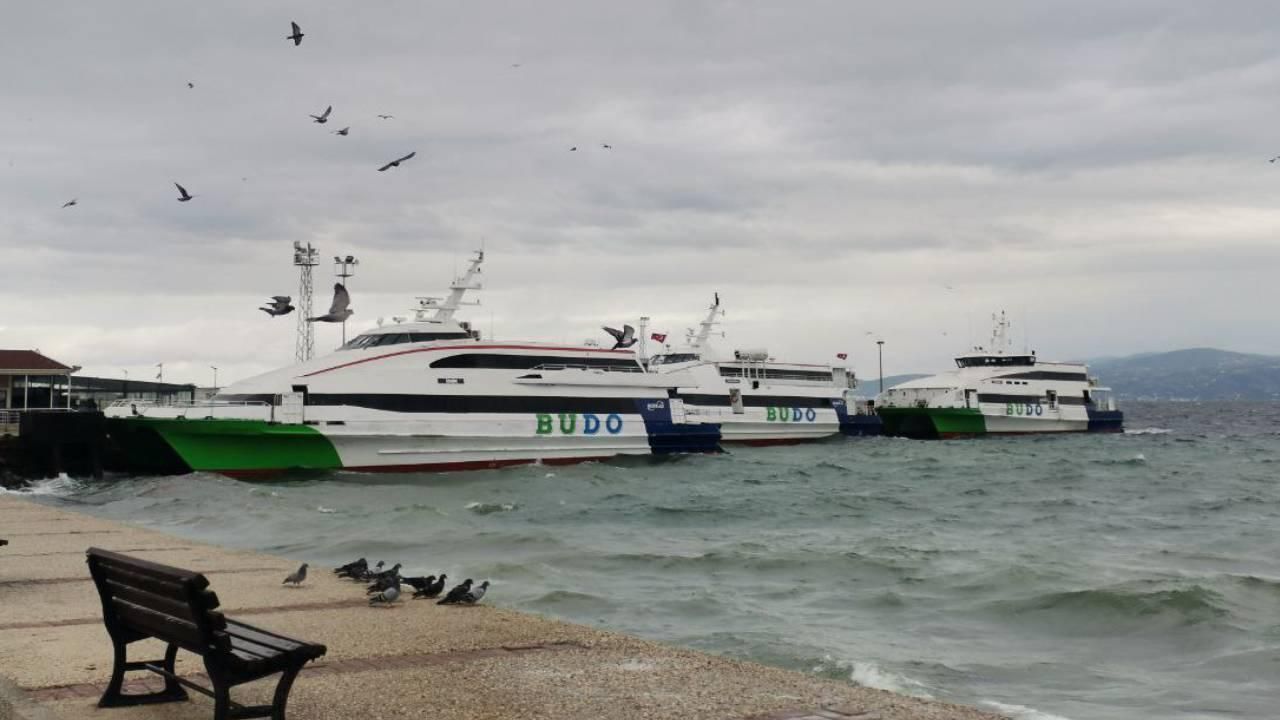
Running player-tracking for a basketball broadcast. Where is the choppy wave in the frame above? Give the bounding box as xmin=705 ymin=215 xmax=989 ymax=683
xmin=998 ymin=585 xmax=1228 ymax=625
xmin=814 ymin=656 xmax=935 ymax=699
xmin=982 ymin=701 xmax=1074 ymax=720
xmin=465 ymin=501 xmax=518 ymax=514
xmin=1124 ymin=427 xmax=1172 ymax=435
xmin=0 ymin=474 xmax=82 ymax=496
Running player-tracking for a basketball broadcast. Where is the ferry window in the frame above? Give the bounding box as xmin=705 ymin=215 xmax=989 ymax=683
xmin=430 ymin=354 xmax=642 ymax=371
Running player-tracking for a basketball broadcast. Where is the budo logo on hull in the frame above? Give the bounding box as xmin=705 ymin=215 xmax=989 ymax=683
xmin=765 ymin=407 xmax=818 ymax=422
xmin=536 ymin=413 xmax=624 ymax=435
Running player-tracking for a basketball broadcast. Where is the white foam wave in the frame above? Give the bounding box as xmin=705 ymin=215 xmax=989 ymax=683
xmin=1125 ymin=427 xmax=1172 ymax=435
xmin=316 ymin=506 xmax=338 ymax=514
xmin=846 ymin=660 xmax=934 ymax=699
xmin=982 ymin=700 xmax=1075 ymax=720
xmin=0 ymin=473 xmax=81 ymax=497
xmin=465 ymin=501 xmax=517 ymax=514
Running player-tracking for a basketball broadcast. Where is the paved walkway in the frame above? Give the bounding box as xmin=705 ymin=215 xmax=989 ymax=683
xmin=0 ymin=494 xmax=1004 ymax=720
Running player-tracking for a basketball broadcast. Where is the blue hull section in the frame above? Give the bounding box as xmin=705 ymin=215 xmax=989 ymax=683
xmin=1087 ymin=409 xmax=1124 ymax=433
xmin=634 ymin=399 xmax=723 ymax=455
xmin=840 ymin=415 xmax=884 ymax=437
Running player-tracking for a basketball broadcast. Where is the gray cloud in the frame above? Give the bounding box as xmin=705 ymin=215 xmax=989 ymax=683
xmin=3 ymin=1 xmax=1280 ymax=384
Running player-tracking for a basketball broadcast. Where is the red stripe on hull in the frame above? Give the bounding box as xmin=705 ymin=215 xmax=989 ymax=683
xmin=302 ymin=343 xmax=636 ymax=377
xmin=221 ymin=455 xmax=618 ymax=479
xmin=937 ymin=430 xmax=1090 ymax=439
xmin=731 ymin=437 xmax=821 ymax=447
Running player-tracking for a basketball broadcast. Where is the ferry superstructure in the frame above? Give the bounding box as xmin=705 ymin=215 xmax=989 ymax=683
xmin=643 ymin=297 xmax=872 ymax=444
xmin=874 ymin=312 xmax=1123 ymax=438
xmin=104 ymin=251 xmax=720 ymax=476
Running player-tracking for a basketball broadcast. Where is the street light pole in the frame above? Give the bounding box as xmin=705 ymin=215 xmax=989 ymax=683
xmin=210 ymin=366 xmax=218 ymax=392
xmin=876 ymin=340 xmax=885 ymax=394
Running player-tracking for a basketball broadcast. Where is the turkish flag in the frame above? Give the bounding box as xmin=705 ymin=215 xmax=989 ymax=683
xmin=836 ymin=352 xmax=848 ymax=360
xmin=651 ymin=333 xmax=667 ymax=342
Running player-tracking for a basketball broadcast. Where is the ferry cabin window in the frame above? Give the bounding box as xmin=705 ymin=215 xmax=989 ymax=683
xmin=650 ymin=353 xmax=700 ymax=366
xmin=430 ymin=353 xmax=643 ymax=371
xmin=718 ymin=367 xmax=832 ymax=382
xmin=955 ymin=355 xmax=1035 ymax=368
xmin=341 ymin=332 xmax=472 ymax=350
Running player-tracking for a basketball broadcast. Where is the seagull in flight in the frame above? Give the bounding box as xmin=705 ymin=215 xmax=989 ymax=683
xmin=187 ymin=82 xmax=194 ymax=89
xmin=260 ymin=296 xmax=294 ymax=317
xmin=569 ymin=146 xmax=578 ymax=151
xmin=377 ymin=114 xmax=394 ymax=119
xmin=286 ymin=21 xmax=304 ymax=46
xmin=61 ymin=198 xmax=77 ymax=208
xmin=307 ymin=283 xmax=353 ymax=323
xmin=602 ymin=324 xmax=637 ymax=350
xmin=310 ymin=105 xmax=332 ymax=124
xmin=174 ymin=183 xmax=194 ymax=202
xmin=377 ymin=151 xmax=416 ymax=172
xmin=333 ymin=126 xmax=350 ymax=136
xmin=602 ymin=143 xmax=612 ymax=149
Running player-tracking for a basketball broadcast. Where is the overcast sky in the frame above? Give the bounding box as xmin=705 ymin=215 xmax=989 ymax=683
xmin=3 ymin=1 xmax=1279 ymax=387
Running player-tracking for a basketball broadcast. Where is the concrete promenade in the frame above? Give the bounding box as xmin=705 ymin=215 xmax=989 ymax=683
xmin=0 ymin=494 xmax=1004 ymax=720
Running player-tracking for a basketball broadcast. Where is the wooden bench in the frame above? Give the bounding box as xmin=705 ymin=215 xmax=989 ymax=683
xmin=86 ymin=548 xmax=326 ymax=720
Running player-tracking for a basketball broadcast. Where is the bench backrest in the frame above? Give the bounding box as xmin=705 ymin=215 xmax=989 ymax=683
xmin=86 ymin=547 xmax=230 ymax=655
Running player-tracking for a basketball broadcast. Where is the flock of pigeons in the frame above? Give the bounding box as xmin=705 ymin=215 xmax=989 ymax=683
xmin=260 ymin=281 xmax=352 ymax=324
xmin=282 ymin=557 xmax=490 ymax=607
xmin=57 ymin=20 xmax=420 ymax=212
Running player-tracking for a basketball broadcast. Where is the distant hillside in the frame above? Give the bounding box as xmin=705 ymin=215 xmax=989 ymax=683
xmin=1088 ymin=348 xmax=1280 ymax=401
xmin=856 ymin=373 xmax=927 ymax=393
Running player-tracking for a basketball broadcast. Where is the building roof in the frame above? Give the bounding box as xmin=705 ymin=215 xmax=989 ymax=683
xmin=0 ymin=349 xmax=72 ymax=373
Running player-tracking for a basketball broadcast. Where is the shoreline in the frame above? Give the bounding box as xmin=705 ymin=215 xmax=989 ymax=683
xmin=0 ymin=493 xmax=1005 ymax=720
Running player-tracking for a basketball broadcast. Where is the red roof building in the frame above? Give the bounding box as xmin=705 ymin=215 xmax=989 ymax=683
xmin=0 ymin=349 xmax=74 ymax=412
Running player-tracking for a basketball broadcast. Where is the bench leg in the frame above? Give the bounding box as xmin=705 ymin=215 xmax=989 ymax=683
xmin=98 ymin=640 xmax=189 ymax=708
xmin=270 ymin=666 xmax=301 ymax=720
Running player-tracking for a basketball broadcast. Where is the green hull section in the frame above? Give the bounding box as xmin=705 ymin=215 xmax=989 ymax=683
xmin=119 ymin=418 xmax=342 ymax=473
xmin=877 ymin=407 xmax=986 ymax=439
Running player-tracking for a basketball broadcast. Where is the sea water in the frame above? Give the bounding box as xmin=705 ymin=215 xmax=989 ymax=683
xmin=11 ymin=401 xmax=1279 ymax=720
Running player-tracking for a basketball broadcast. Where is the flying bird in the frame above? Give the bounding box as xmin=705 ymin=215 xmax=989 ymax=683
xmin=310 ymin=105 xmax=332 ymax=124
xmin=333 ymin=126 xmax=349 ymax=136
xmin=602 ymin=324 xmax=637 ymax=350
xmin=368 ymin=582 xmax=401 ymax=606
xmin=282 ymin=563 xmax=308 ymax=586
xmin=377 ymin=151 xmax=416 ymax=172
xmin=569 ymin=146 xmax=577 ymax=151
xmin=260 ymin=295 xmax=294 ymax=317
xmin=174 ymin=182 xmax=194 ymax=202
xmin=376 ymin=114 xmax=394 ymax=119
xmin=61 ymin=198 xmax=77 ymax=208
xmin=602 ymin=144 xmax=612 ymax=149
xmin=307 ymin=283 xmax=353 ymax=323
xmin=287 ymin=21 xmax=304 ymax=46
xmin=436 ymin=578 xmax=473 ymax=605
xmin=187 ymin=82 xmax=194 ymax=89
xmin=413 ymin=573 xmax=447 ymax=599
xmin=1271 ymin=156 xmax=1280 ymax=163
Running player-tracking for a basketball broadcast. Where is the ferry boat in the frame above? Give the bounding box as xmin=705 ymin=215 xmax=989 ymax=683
xmin=643 ymin=296 xmax=878 ymax=444
xmin=874 ymin=312 xmax=1123 ymax=438
xmin=104 ymin=251 xmax=721 ymax=477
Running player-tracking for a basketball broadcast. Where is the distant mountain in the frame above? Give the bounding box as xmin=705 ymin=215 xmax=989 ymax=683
xmin=1087 ymin=348 xmax=1280 ymax=401
xmin=856 ymin=373 xmax=927 ymax=394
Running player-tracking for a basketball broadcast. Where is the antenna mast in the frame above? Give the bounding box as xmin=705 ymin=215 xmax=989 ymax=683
xmin=293 ymin=241 xmax=319 ymax=362
xmin=333 ymin=254 xmax=359 ymax=346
